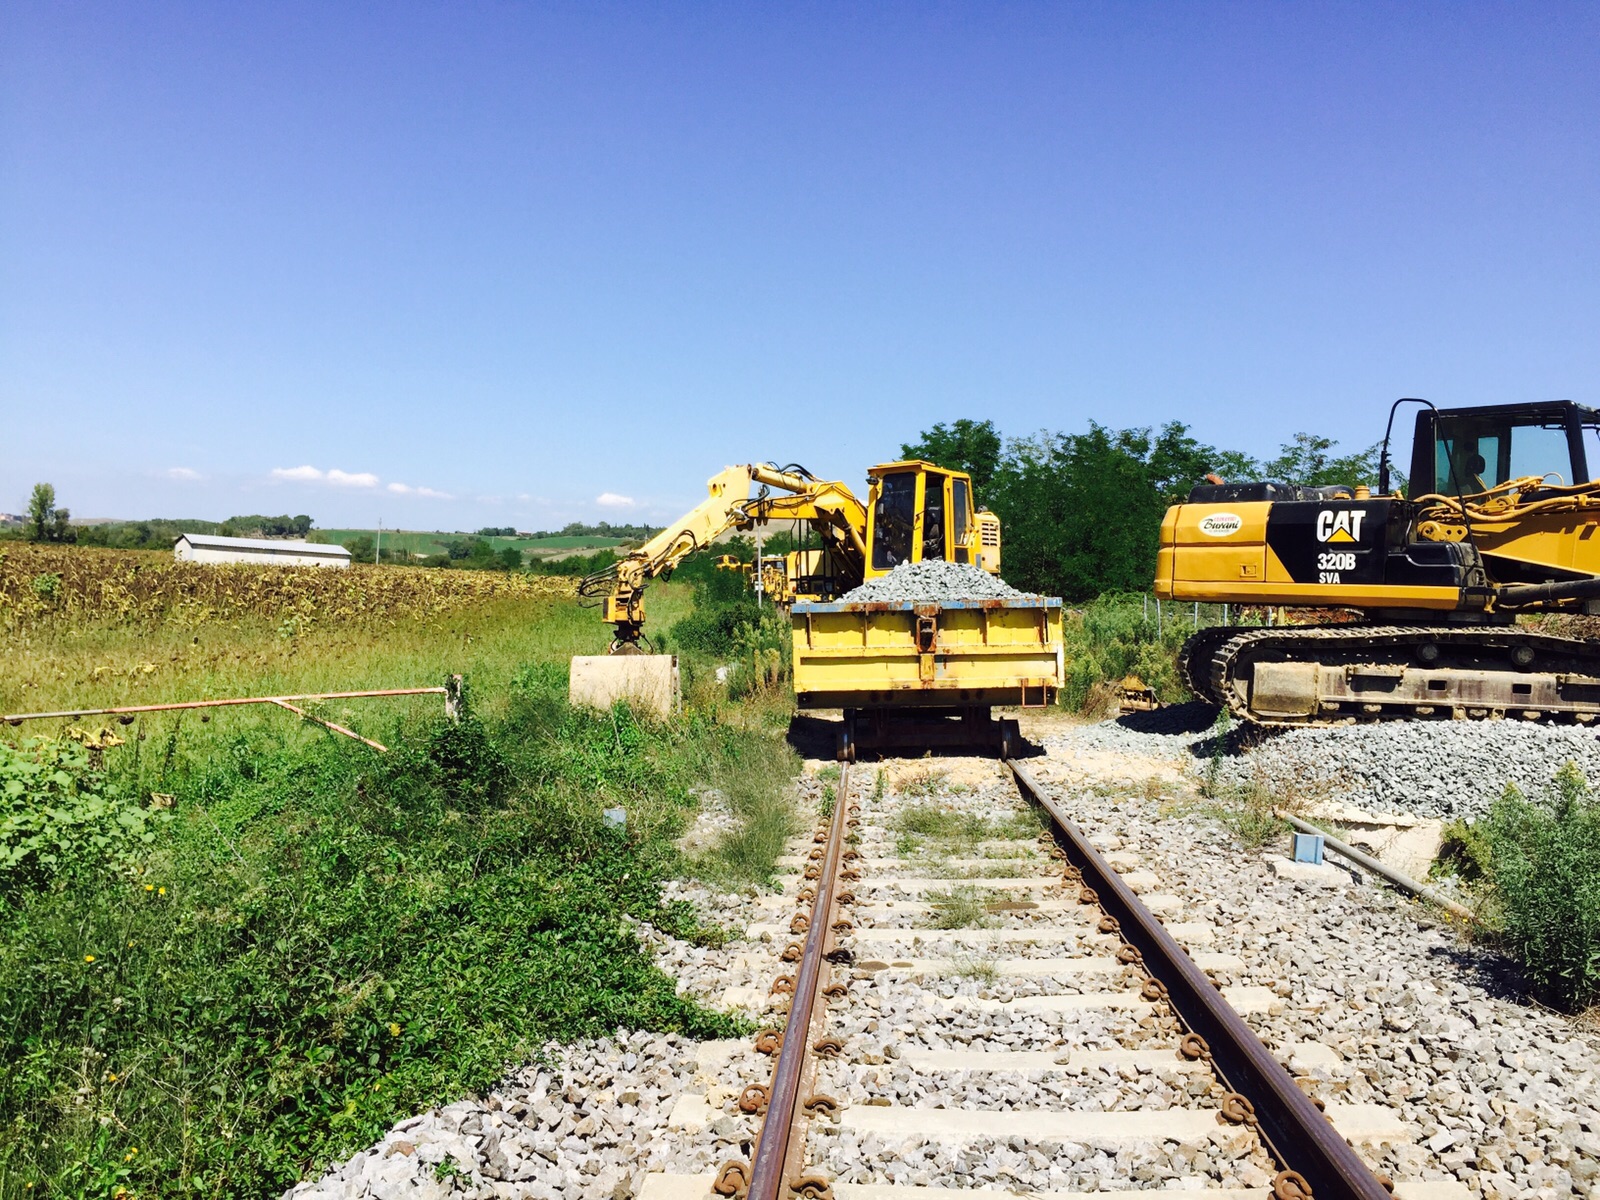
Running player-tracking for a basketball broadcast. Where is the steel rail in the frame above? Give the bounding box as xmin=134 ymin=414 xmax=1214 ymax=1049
xmin=1007 ymin=759 xmax=1392 ymax=1200
xmin=741 ymin=763 xmax=851 ymax=1200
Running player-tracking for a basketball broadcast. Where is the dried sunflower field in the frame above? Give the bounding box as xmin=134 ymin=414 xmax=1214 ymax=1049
xmin=0 ymin=543 xmax=575 ymax=631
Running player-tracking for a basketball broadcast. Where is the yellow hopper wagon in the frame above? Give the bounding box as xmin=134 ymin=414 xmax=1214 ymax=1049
xmin=792 ymin=595 xmax=1064 ymax=760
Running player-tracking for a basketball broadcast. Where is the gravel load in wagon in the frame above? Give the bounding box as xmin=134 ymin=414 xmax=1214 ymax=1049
xmin=837 ymin=560 xmax=1034 ymax=603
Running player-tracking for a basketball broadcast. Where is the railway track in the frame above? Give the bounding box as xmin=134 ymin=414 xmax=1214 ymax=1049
xmin=642 ymin=756 xmax=1445 ymax=1200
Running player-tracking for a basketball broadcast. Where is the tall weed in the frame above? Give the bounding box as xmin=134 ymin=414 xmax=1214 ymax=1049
xmin=1061 ymin=594 xmax=1227 ymax=713
xmin=1479 ymin=763 xmax=1600 ymax=1012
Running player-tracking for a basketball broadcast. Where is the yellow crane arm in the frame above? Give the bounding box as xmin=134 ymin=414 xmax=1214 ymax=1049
xmin=580 ymin=463 xmax=869 ymax=650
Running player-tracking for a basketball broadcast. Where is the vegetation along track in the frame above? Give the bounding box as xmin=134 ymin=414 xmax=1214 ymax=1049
xmin=641 ymin=756 xmax=1430 ymax=1200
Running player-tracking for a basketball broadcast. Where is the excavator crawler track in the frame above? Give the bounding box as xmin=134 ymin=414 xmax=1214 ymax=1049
xmin=1206 ymin=625 xmax=1600 ymax=727
xmin=1177 ymin=626 xmax=1250 ymax=705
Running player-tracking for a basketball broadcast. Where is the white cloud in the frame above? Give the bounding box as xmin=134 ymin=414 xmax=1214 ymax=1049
xmin=272 ymin=465 xmax=324 ymax=482
xmin=596 ymin=492 xmax=635 ymax=508
xmin=387 ymin=481 xmax=454 ymax=500
xmin=326 ymin=468 xmax=379 ymax=488
xmin=166 ymin=467 xmax=202 ymax=481
xmin=270 ymin=465 xmax=380 ymax=488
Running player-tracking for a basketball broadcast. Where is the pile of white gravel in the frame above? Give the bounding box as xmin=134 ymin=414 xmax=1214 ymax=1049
xmin=838 ymin=560 xmax=1031 ymax=603
xmin=1049 ymin=703 xmax=1600 ymax=820
xmin=1211 ymin=718 xmax=1600 ymax=819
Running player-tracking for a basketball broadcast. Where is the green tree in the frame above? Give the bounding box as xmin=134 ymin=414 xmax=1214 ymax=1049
xmin=26 ymin=483 xmax=73 ymax=543
xmin=27 ymin=483 xmax=54 ymax=542
xmin=343 ymin=535 xmax=376 ymax=563
xmin=1262 ymin=433 xmax=1379 ymax=489
xmin=900 ymin=419 xmax=1004 ymax=493
xmin=990 ymin=426 xmax=1170 ymax=601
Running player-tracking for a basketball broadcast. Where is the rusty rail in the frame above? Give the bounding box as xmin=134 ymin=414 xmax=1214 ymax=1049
xmin=2 ymin=679 xmax=463 ymax=752
xmin=1007 ymin=759 xmax=1392 ymax=1200
xmin=718 ymin=764 xmax=852 ymax=1200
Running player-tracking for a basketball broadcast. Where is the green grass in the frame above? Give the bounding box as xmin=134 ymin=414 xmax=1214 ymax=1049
xmin=0 ymin=585 xmax=796 ymax=1198
xmin=316 ymin=530 xmax=627 ymax=559
xmin=950 ymin=954 xmax=1000 ymax=983
xmin=920 ymin=885 xmax=999 ymax=930
xmin=891 ymin=802 xmax=1042 ymax=858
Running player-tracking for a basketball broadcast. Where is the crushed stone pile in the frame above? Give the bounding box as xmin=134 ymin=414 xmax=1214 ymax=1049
xmin=1048 ymin=703 xmax=1600 ymax=820
xmin=838 ymin=559 xmax=1032 ymax=603
xmin=1211 ymin=718 xmax=1600 ymax=820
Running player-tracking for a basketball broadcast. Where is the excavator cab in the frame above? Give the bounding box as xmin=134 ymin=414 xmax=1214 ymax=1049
xmin=863 ymin=461 xmax=1000 ymax=579
xmin=1408 ymin=401 xmax=1600 ymax=497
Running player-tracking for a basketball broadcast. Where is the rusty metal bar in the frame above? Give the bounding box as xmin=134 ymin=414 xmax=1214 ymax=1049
xmin=1007 ymin=759 xmax=1391 ymax=1200
xmin=3 ymin=687 xmax=449 ymax=726
xmin=1276 ymin=809 xmax=1476 ymax=923
xmin=745 ymin=764 xmax=850 ymax=1200
xmin=266 ymin=698 xmax=389 ymax=752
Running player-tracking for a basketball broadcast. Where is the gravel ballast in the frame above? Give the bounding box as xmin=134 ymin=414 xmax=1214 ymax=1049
xmin=837 ymin=560 xmax=1031 ymax=603
xmin=1051 ymin=702 xmax=1600 ymax=821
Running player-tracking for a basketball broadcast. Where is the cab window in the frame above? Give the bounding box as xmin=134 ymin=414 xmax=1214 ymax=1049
xmin=952 ymin=478 xmax=970 ymax=543
xmin=1433 ymin=418 xmax=1574 ymax=493
xmin=921 ymin=473 xmax=947 ymax=562
xmin=871 ymin=473 xmax=917 ymax=570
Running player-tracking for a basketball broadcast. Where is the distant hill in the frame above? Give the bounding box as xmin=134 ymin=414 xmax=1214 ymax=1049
xmin=317 ymin=528 xmax=631 ymax=561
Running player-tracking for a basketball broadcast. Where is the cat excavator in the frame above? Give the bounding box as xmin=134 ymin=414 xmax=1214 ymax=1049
xmin=1156 ymin=398 xmax=1600 ymax=726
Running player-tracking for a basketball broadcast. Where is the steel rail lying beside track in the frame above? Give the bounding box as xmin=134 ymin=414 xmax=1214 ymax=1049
xmin=1006 ymin=758 xmax=1393 ymax=1200
xmin=1 ymin=678 xmax=465 ymax=752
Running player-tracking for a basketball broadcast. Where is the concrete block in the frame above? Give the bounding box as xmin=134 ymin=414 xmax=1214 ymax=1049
xmin=570 ymin=655 xmax=679 ymax=717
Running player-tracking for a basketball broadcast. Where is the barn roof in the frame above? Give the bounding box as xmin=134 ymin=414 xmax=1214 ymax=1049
xmin=176 ymin=533 xmax=352 ymax=556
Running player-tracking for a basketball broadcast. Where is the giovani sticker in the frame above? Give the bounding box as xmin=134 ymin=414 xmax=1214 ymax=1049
xmin=1198 ymin=513 xmax=1243 ymax=537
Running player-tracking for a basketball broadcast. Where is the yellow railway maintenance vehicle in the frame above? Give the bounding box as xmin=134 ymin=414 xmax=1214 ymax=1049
xmin=578 ymin=459 xmax=999 ymax=651
xmin=1157 ymin=398 xmax=1600 ymax=726
xmin=575 ymin=458 xmax=1057 ymax=754
xmin=791 ymin=592 xmax=1063 ymax=760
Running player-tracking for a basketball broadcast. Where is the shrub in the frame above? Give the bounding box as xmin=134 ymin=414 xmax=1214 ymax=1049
xmin=1479 ymin=763 xmax=1600 ymax=1012
xmin=0 ymin=732 xmax=168 ymax=887
xmin=1061 ymin=594 xmax=1227 ymax=713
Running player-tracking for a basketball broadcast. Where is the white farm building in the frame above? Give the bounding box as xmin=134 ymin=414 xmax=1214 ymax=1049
xmin=173 ymin=533 xmax=353 ymax=568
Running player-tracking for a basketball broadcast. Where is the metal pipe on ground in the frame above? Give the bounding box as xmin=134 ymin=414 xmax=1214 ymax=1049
xmin=1275 ymin=810 xmax=1476 ymax=924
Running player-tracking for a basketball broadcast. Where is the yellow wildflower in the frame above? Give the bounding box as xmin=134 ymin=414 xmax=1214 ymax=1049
xmin=84 ymin=955 xmax=95 ymax=963
xmin=388 ymin=1023 xmax=401 ymax=1037
xmin=157 ymin=887 xmax=166 ymax=896
xmin=144 ymin=884 xmax=153 ymax=892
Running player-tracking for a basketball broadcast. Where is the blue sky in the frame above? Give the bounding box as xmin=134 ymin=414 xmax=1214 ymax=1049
xmin=3 ymin=3 xmax=1597 ymax=530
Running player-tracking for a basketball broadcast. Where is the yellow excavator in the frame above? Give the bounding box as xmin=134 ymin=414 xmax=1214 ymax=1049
xmin=1156 ymin=398 xmax=1600 ymax=725
xmin=571 ymin=460 xmax=1001 ymax=711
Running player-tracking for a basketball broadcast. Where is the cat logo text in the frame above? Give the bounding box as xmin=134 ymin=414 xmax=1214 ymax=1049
xmin=1315 ymin=510 xmax=1367 ymax=544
